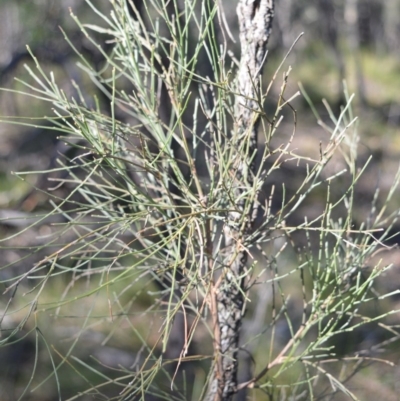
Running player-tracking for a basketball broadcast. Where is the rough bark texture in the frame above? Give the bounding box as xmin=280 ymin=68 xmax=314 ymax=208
xmin=205 ymin=1 xmax=274 ymax=400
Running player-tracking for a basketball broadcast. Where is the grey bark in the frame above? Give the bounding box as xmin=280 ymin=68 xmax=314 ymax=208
xmin=345 ymin=0 xmax=367 ymax=107
xmin=205 ymin=1 xmax=274 ymax=400
xmin=383 ymin=1 xmax=400 ymax=54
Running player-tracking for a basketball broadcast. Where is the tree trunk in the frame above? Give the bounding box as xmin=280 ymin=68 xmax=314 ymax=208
xmin=383 ymin=0 xmax=400 ymax=55
xmin=345 ymin=0 xmax=367 ymax=108
xmin=275 ymin=0 xmax=292 ymax=49
xmin=317 ymin=0 xmax=346 ymax=102
xmin=205 ymin=1 xmax=275 ymax=400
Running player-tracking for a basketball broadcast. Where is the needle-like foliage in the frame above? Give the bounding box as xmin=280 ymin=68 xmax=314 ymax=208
xmin=1 ymin=1 xmax=399 ymax=401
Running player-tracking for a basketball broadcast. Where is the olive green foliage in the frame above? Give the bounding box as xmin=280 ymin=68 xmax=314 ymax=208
xmin=0 ymin=1 xmax=399 ymax=401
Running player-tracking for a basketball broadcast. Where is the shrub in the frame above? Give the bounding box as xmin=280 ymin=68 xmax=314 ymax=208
xmin=1 ymin=1 xmax=399 ymax=400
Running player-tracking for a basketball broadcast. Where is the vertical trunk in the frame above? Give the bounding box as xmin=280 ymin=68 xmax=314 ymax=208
xmin=345 ymin=0 xmax=367 ymax=107
xmin=317 ymin=0 xmax=346 ymax=101
xmin=276 ymin=0 xmax=292 ymax=49
xmin=205 ymin=1 xmax=274 ymax=400
xmin=383 ymin=1 xmax=400 ymax=55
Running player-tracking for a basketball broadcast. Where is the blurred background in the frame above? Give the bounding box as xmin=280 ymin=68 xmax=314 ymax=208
xmin=0 ymin=0 xmax=400 ymax=400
